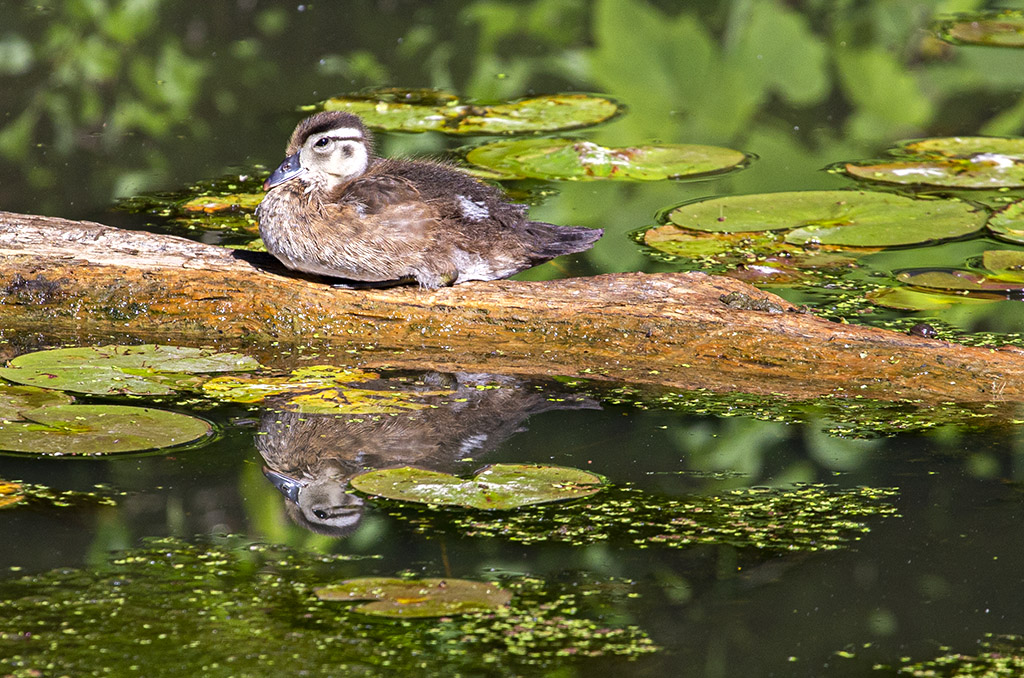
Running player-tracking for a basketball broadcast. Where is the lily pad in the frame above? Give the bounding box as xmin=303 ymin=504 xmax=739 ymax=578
xmin=285 ymin=387 xmax=438 ymax=415
xmin=314 ymin=577 xmax=512 ymax=618
xmin=181 ymin=193 xmax=263 ymax=214
xmin=0 ymin=384 xmax=73 ymax=421
xmin=933 ymin=10 xmax=1024 ymax=47
xmin=664 ymin=190 xmax=985 ymax=246
xmin=865 ymin=286 xmax=1001 ymax=311
xmin=0 ymin=404 xmax=212 ymax=456
xmin=320 ymin=91 xmax=622 ymax=135
xmin=840 ymin=157 xmax=1024 ymax=189
xmin=899 ymin=136 xmax=1024 ymax=159
xmin=896 ymin=269 xmax=1024 ymax=293
xmin=465 ymin=137 xmax=748 ymax=181
xmin=350 ymin=463 xmax=604 ymax=510
xmin=988 ymin=199 xmax=1024 ymax=244
xmin=1 ymin=345 xmax=260 ymax=396
xmin=9 ymin=344 xmax=261 ymax=373
xmin=982 ymin=249 xmax=1024 ymax=282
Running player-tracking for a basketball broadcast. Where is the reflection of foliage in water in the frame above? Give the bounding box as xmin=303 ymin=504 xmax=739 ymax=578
xmin=376 ymin=483 xmax=899 ymax=551
xmin=0 ymin=536 xmax=657 ymax=677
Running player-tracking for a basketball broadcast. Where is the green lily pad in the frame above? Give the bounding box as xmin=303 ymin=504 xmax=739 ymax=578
xmin=664 ymin=190 xmax=985 ymax=246
xmin=988 ymin=199 xmax=1024 ymax=244
xmin=0 ymin=385 xmax=73 ymax=421
xmin=181 ymin=193 xmax=263 ymax=214
xmin=350 ymin=464 xmax=604 ymax=510
xmin=896 ymin=269 xmax=1024 ymax=293
xmin=314 ymin=577 xmax=512 ymax=618
xmin=320 ymin=91 xmax=622 ymax=135
xmin=9 ymin=344 xmax=261 ymax=373
xmin=0 ymin=404 xmax=211 ymax=456
xmin=841 ymin=157 xmax=1024 ymax=189
xmin=465 ymin=137 xmax=748 ymax=181
xmin=865 ymin=286 xmax=1001 ymax=310
xmin=982 ymin=249 xmax=1024 ymax=282
xmin=933 ymin=10 xmax=1024 ymax=47
xmin=0 ymin=345 xmax=261 ymax=396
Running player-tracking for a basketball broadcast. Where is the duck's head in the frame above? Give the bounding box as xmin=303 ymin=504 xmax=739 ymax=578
xmin=263 ymin=111 xmax=374 ymax=191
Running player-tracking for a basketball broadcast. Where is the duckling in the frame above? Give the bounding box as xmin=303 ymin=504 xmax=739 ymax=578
xmin=256 ymin=111 xmax=602 ymax=288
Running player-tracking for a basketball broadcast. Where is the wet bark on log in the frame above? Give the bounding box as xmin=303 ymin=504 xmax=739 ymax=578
xmin=0 ymin=210 xmax=1021 ymax=404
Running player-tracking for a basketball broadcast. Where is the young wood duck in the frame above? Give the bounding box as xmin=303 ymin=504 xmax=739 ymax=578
xmin=256 ymin=111 xmax=603 ymax=288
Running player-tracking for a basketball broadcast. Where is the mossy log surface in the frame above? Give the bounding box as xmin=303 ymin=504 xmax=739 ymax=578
xmin=0 ymin=209 xmax=1021 ymax=403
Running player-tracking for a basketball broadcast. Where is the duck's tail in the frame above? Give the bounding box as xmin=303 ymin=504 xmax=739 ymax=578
xmin=524 ymin=222 xmax=603 ymax=262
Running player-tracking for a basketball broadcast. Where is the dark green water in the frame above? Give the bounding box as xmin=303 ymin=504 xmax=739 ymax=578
xmin=2 ymin=1 xmax=1024 ymax=676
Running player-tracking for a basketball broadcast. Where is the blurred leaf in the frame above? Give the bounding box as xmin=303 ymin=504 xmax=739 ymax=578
xmin=835 ymin=47 xmax=933 ymax=140
xmin=0 ymin=33 xmax=34 ymax=75
xmin=933 ymin=10 xmax=1024 ymax=47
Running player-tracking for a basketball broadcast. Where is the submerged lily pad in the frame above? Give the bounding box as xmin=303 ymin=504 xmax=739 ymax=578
xmin=865 ymin=286 xmax=1002 ymax=311
xmin=0 ymin=384 xmax=73 ymax=420
xmin=320 ymin=91 xmax=621 ymax=134
xmin=0 ymin=404 xmax=212 ymax=456
xmin=315 ymin=577 xmax=512 ymax=618
xmin=933 ymin=10 xmax=1024 ymax=47
xmin=465 ymin=137 xmax=748 ymax=181
xmin=1 ymin=345 xmax=260 ymax=396
xmin=351 ymin=464 xmax=604 ymax=510
xmin=664 ymin=190 xmax=985 ymax=246
xmin=202 ymin=365 xmax=378 ymax=403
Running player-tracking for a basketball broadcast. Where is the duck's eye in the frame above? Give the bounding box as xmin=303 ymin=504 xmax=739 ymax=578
xmin=314 ymin=137 xmax=331 ymax=148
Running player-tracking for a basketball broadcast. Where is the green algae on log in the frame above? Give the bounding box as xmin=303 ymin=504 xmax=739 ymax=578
xmin=1 ymin=210 xmax=1024 ymax=404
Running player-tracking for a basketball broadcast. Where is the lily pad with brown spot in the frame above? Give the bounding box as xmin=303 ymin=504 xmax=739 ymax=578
xmin=350 ymin=463 xmax=604 ymax=510
xmin=933 ymin=10 xmax=1024 ymax=47
xmin=319 ymin=91 xmax=622 ymax=135
xmin=466 ymin=137 xmax=748 ymax=181
xmin=664 ymin=190 xmax=985 ymax=246
xmin=202 ymin=365 xmax=381 ymax=403
xmin=314 ymin=577 xmax=512 ymax=618
xmin=0 ymin=404 xmax=212 ymax=456
xmin=899 ymin=136 xmax=1024 ymax=159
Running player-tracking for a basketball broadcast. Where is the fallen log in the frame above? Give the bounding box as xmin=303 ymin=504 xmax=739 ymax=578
xmin=0 ymin=209 xmax=1021 ymax=403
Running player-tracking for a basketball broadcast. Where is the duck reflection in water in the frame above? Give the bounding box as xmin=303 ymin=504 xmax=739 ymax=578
xmin=257 ymin=373 xmax=599 ymax=537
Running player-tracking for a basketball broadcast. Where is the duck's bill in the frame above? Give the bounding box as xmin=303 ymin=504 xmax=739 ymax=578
xmin=262 ymin=466 xmax=305 ymax=504
xmin=263 ymin=152 xmax=306 ymax=190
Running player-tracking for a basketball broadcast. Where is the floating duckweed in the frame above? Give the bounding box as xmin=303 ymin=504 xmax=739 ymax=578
xmin=892 ymin=634 xmax=1024 ymax=676
xmin=376 ymin=483 xmax=899 ymax=551
xmin=0 ymin=537 xmax=657 ymax=676
xmin=0 ymin=478 xmax=121 ymax=510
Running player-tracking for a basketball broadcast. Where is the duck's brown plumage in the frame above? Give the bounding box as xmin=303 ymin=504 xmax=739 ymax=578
xmin=257 ymin=111 xmax=602 ymax=288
